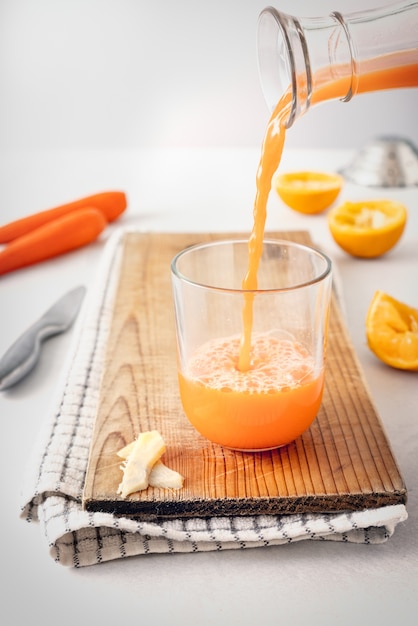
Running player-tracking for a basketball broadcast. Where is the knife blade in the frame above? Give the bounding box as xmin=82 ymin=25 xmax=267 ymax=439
xmin=0 ymin=285 xmax=86 ymax=391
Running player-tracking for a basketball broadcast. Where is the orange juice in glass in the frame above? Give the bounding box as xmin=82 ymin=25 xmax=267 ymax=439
xmin=171 ymin=239 xmax=332 ymax=450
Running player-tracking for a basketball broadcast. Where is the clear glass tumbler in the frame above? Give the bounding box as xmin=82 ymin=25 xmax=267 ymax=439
xmin=171 ymin=239 xmax=332 ymax=451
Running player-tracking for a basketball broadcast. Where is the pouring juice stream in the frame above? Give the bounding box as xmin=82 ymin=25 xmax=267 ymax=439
xmin=238 ymin=91 xmax=290 ymax=371
xmin=175 ymin=1 xmax=418 ymax=449
xmin=239 ymin=58 xmax=418 ymax=372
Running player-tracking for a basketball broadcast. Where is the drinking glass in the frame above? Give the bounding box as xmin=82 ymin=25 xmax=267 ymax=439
xmin=171 ymin=239 xmax=332 ymax=451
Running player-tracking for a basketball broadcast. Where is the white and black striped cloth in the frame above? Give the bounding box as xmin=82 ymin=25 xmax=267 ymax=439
xmin=20 ymin=230 xmax=408 ymax=567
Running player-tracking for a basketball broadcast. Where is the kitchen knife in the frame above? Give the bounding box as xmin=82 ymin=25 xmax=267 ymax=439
xmin=0 ymin=285 xmax=86 ymax=391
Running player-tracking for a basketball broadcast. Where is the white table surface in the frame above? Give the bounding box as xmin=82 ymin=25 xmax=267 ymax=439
xmin=1 ymin=147 xmax=417 ymax=625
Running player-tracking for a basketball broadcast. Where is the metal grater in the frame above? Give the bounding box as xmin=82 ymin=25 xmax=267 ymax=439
xmin=340 ymin=136 xmax=418 ymax=187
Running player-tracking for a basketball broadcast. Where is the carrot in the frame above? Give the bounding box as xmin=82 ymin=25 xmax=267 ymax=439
xmin=0 ymin=207 xmax=107 ymax=276
xmin=0 ymin=190 xmax=126 ymax=243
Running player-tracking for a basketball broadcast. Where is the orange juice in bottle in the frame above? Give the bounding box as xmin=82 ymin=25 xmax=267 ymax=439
xmin=257 ymin=0 xmax=418 ymax=128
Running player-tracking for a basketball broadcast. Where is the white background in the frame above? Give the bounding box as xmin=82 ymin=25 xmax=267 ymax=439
xmin=0 ymin=2 xmax=417 ymax=624
xmin=1 ymin=0 xmax=417 ymax=158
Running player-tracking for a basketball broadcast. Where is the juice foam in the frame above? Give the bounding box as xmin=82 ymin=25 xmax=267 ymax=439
xmin=179 ymin=333 xmax=324 ymax=450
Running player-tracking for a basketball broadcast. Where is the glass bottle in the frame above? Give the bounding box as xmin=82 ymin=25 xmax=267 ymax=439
xmin=257 ymin=0 xmax=418 ymax=128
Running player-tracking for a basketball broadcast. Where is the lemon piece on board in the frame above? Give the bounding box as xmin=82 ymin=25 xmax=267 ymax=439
xmin=117 ymin=433 xmax=184 ymax=492
xmin=273 ymin=170 xmax=343 ymax=214
xmin=148 ymin=460 xmax=184 ymax=489
xmin=366 ymin=290 xmax=418 ymax=371
xmin=328 ymin=199 xmax=407 ymax=258
xmin=117 ymin=430 xmax=166 ymax=498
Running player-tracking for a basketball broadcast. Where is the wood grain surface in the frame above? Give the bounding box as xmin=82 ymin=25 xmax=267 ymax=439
xmin=82 ymin=231 xmax=407 ymax=518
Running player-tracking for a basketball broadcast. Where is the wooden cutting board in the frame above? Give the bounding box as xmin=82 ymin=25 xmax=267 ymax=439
xmin=83 ymin=231 xmax=407 ymax=518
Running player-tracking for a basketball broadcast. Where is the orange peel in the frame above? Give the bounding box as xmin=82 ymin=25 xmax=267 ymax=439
xmin=366 ymin=290 xmax=418 ymax=371
xmin=328 ymin=199 xmax=407 ymax=258
xmin=273 ymin=170 xmax=343 ymax=214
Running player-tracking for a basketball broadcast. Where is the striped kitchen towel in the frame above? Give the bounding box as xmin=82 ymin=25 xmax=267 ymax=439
xmin=20 ymin=229 xmax=408 ymax=567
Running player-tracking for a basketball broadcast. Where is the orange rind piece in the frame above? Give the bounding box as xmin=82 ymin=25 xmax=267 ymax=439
xmin=273 ymin=170 xmax=343 ymax=214
xmin=366 ymin=290 xmax=418 ymax=371
xmin=328 ymin=199 xmax=407 ymax=258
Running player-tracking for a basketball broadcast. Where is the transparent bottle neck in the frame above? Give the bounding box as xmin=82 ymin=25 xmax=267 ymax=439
xmin=257 ymin=0 xmax=418 ymax=128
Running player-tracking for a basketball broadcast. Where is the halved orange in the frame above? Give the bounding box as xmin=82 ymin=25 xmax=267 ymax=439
xmin=366 ymin=290 xmax=418 ymax=371
xmin=328 ymin=199 xmax=407 ymax=258
xmin=273 ymin=170 xmax=343 ymax=214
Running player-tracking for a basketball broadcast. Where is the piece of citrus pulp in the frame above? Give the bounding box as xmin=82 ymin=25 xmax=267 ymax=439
xmin=366 ymin=290 xmax=418 ymax=371
xmin=328 ymin=199 xmax=407 ymax=258
xmin=273 ymin=170 xmax=343 ymax=214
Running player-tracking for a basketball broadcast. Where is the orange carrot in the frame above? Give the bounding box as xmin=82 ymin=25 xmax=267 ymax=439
xmin=0 ymin=190 xmax=126 ymax=243
xmin=0 ymin=207 xmax=107 ymax=276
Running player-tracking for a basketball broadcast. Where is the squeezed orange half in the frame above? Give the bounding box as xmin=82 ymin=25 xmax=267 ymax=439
xmin=366 ymin=290 xmax=418 ymax=371
xmin=274 ymin=171 xmax=343 ymax=213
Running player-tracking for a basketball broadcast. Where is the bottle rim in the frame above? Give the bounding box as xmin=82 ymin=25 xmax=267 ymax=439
xmin=257 ymin=7 xmax=301 ymax=128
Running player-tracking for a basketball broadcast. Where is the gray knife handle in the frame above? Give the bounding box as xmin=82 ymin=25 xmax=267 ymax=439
xmin=0 ymin=320 xmax=64 ymax=390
